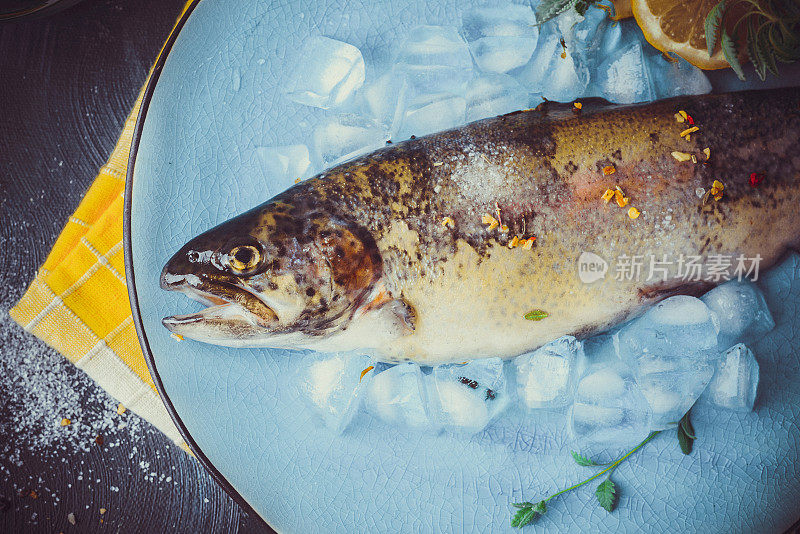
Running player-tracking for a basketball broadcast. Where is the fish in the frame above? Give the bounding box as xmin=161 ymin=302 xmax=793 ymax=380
xmin=161 ymin=87 xmax=800 ymax=365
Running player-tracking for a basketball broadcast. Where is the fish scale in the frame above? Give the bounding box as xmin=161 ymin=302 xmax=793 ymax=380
xmin=161 ymin=88 xmax=800 ymax=365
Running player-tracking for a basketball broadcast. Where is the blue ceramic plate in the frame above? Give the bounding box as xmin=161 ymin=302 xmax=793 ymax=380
xmin=125 ymin=1 xmax=800 ymax=531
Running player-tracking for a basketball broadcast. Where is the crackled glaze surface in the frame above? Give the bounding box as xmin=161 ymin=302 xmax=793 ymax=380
xmin=129 ymin=0 xmax=800 ymax=531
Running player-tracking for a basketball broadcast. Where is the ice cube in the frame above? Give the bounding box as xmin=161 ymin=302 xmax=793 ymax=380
xmin=616 ymin=296 xmax=720 ymax=362
xmin=614 ymin=296 xmax=720 ymax=428
xmin=311 ymin=114 xmax=390 ymax=169
xmin=634 ymin=353 xmax=714 ymax=429
xmin=398 ymin=92 xmax=466 ymax=139
xmin=429 ymin=357 xmax=509 ymax=434
xmin=565 ymin=5 xmax=610 ymax=66
xmin=701 ymin=279 xmax=775 ymax=348
xmin=295 ymin=351 xmax=374 ymax=433
xmin=461 ymin=4 xmax=538 ymax=73
xmin=581 ymin=333 xmax=620 ymax=367
xmin=516 ymin=25 xmax=590 ymax=102
xmin=647 ymin=52 xmax=712 ymax=99
xmin=364 ymin=363 xmax=439 ymax=431
xmin=705 ymin=344 xmax=760 ymax=412
xmin=569 ymin=361 xmax=652 ymax=458
xmin=254 ymin=144 xmax=313 ymax=193
xmin=465 ymin=74 xmax=528 ymax=121
xmin=513 ymin=335 xmax=583 ymax=410
xmin=594 ymin=41 xmax=655 ymax=104
xmin=359 ymin=70 xmax=410 ymax=136
xmin=394 ymin=25 xmax=473 ymax=93
xmin=285 ymin=36 xmax=366 ymax=109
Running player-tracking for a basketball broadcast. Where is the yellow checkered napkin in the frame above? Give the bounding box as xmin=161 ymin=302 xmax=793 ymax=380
xmin=10 ymin=3 xmax=194 ymax=450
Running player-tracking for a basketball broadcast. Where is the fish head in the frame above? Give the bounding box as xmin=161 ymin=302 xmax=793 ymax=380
xmin=160 ymin=200 xmax=383 ymax=348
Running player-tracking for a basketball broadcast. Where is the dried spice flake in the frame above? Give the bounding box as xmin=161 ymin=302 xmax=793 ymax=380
xmin=680 ymin=126 xmax=699 ymax=138
xmin=574 ymin=102 xmax=583 ymax=110
xmin=359 ymin=366 xmax=374 ymax=382
xmin=703 ymin=147 xmax=711 ymax=160
xmin=441 ymin=216 xmax=455 ymax=228
xmin=749 ymin=172 xmax=764 ymax=187
xmin=601 ymin=189 xmax=615 ymax=203
xmin=602 ymin=165 xmax=616 ymax=176
xmin=481 ymin=213 xmax=499 ymax=230
xmin=671 ymin=151 xmax=692 ymax=162
xmin=60 ymin=418 xmax=71 ymax=427
xmin=628 ymin=207 xmax=641 ymax=219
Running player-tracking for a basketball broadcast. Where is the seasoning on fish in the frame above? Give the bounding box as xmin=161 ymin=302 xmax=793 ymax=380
xmin=160 ymin=88 xmax=800 ymax=365
xmin=360 ymin=366 xmax=374 ymax=381
xmin=750 ymin=172 xmax=764 ymax=187
xmin=680 ymin=126 xmax=699 ymax=138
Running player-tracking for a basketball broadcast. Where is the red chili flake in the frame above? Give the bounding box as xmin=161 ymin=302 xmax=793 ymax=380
xmin=749 ymin=172 xmax=765 ymax=187
xmin=686 ymin=114 xmax=694 ymax=125
xmin=94 ymin=435 xmax=104 ymax=446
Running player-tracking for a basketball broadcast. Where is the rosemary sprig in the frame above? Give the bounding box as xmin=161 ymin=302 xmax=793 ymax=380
xmin=511 ymin=431 xmax=661 ymax=528
xmin=705 ymin=0 xmax=800 ymax=80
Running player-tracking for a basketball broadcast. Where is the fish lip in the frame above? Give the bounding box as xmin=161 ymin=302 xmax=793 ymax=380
xmin=161 ymin=271 xmax=278 ymax=327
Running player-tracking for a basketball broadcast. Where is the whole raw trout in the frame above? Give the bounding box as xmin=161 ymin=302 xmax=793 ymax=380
xmin=161 ymin=88 xmax=800 ymax=365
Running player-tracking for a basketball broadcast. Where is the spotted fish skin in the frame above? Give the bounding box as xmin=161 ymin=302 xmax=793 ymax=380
xmin=162 ymin=88 xmax=800 ymax=365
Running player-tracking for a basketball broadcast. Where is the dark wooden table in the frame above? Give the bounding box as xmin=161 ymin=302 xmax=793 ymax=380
xmin=0 ymin=1 xmax=270 ymax=531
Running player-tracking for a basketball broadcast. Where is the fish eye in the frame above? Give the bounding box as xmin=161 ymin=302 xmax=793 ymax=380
xmin=228 ymin=245 xmax=261 ymax=274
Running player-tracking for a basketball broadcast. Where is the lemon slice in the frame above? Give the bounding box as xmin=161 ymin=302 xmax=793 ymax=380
xmin=632 ymin=0 xmax=729 ymax=69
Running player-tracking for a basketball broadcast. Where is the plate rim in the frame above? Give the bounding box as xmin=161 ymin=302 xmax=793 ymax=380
xmin=120 ymin=3 xmax=800 ymax=532
xmin=122 ymin=0 xmax=273 ymax=530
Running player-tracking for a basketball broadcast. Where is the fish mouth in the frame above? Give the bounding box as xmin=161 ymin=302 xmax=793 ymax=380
xmin=160 ymin=271 xmax=279 ymax=343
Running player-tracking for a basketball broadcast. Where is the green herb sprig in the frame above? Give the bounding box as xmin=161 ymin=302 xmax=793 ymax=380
xmin=705 ymin=0 xmax=800 ymax=81
xmin=511 ymin=406 xmax=701 ymax=527
xmin=511 ymin=431 xmax=661 ymax=528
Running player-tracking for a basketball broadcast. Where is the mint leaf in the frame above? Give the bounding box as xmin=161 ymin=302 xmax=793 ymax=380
xmin=679 ymin=411 xmax=696 ymax=439
xmin=512 ymin=501 xmax=532 ymax=509
xmin=571 ymin=451 xmax=599 ymax=467
xmin=533 ymin=500 xmax=547 ymax=514
xmin=677 ymin=410 xmax=695 ymax=454
xmin=524 ymin=309 xmax=549 ymax=321
xmin=704 ymin=0 xmax=726 ymax=56
xmin=511 ymin=506 xmax=537 ymax=528
xmin=722 ymin=28 xmax=746 ymax=81
xmin=595 ymin=478 xmax=617 ymax=512
xmin=677 ymin=425 xmax=693 ymax=454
